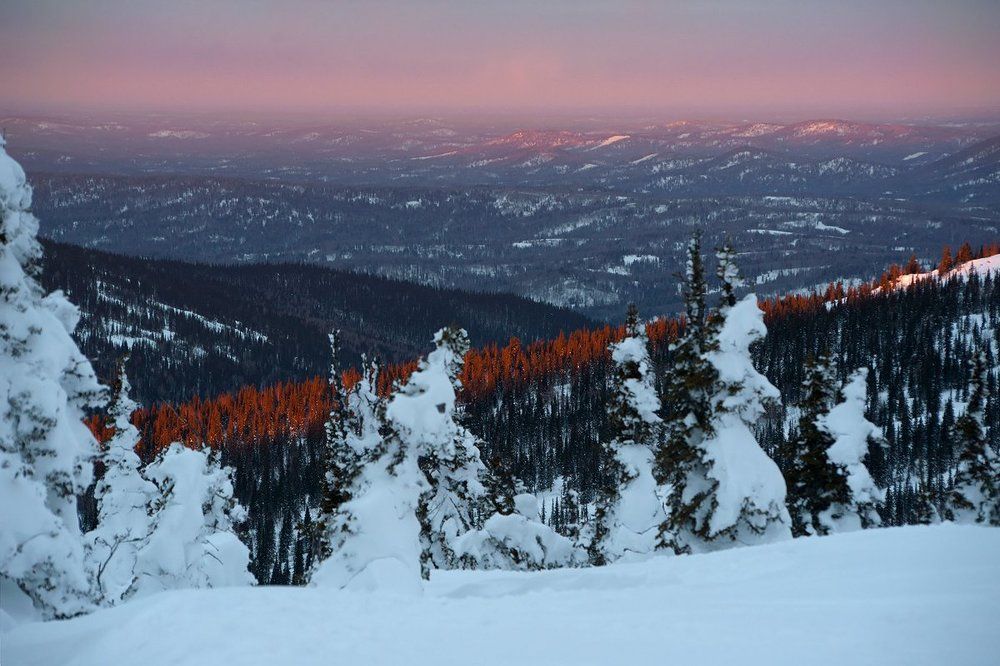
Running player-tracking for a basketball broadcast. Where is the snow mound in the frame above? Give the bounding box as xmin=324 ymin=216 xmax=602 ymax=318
xmin=4 ymin=526 xmax=997 ymax=665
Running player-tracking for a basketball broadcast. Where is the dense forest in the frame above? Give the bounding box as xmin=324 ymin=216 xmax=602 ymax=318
xmin=82 ymin=244 xmax=1000 ymax=584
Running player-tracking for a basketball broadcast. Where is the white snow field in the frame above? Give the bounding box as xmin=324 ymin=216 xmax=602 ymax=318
xmin=4 ymin=525 xmax=998 ymax=666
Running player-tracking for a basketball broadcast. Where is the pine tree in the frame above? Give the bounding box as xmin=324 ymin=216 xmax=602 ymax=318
xmin=0 ymin=139 xmax=106 ymax=619
xmin=85 ymin=358 xmax=158 ymax=605
xmin=585 ymin=304 xmax=664 ymax=565
xmin=943 ymin=352 xmax=999 ymax=525
xmin=659 ymin=238 xmax=791 ymax=554
xmin=783 ymin=352 xmax=840 ymax=536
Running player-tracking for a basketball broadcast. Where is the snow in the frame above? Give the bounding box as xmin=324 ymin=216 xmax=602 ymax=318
xmin=893 ymin=254 xmax=1000 ymax=290
xmin=4 ymin=526 xmax=998 ymax=665
xmin=455 ymin=494 xmax=578 ymax=570
xmin=589 ymin=134 xmax=630 ymax=149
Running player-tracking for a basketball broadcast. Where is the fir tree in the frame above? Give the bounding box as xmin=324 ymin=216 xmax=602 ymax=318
xmin=943 ymin=352 xmax=999 ymax=525
xmin=85 ymin=358 xmax=158 ymax=605
xmin=585 ymin=304 xmax=664 ymax=565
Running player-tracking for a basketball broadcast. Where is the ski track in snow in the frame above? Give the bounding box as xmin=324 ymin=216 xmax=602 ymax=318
xmin=4 ymin=525 xmax=998 ymax=666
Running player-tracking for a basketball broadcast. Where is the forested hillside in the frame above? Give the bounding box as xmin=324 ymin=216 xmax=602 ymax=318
xmin=40 ymin=240 xmax=592 ymax=405
xmin=85 ymin=249 xmax=999 ymax=584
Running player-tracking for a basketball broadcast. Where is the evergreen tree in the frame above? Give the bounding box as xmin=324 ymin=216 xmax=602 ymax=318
xmin=133 ymin=443 xmax=254 ymax=596
xmin=585 ymin=304 xmax=664 ymax=565
xmin=312 ymin=331 xmax=355 ymax=569
xmin=655 ymin=232 xmax=718 ymax=548
xmin=0 ymin=139 xmax=105 ymax=619
xmin=659 ymin=239 xmax=791 ymax=554
xmin=783 ymin=359 xmax=883 ymax=535
xmin=85 ymin=359 xmax=158 ymax=605
xmin=943 ymin=352 xmax=999 ymax=525
xmin=308 ymin=357 xmax=414 ymax=591
xmin=409 ymin=327 xmax=489 ymax=574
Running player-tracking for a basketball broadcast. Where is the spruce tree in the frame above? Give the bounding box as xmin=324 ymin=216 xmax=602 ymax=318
xmin=1 ymin=138 xmax=106 ymax=619
xmin=782 ymin=357 xmax=883 ymax=535
xmin=585 ymin=304 xmax=664 ymax=565
xmin=943 ymin=352 xmax=999 ymax=525
xmin=85 ymin=358 xmax=158 ymax=605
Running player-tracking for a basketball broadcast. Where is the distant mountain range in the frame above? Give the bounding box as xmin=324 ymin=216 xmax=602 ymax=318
xmin=8 ymin=112 xmax=1000 ymax=319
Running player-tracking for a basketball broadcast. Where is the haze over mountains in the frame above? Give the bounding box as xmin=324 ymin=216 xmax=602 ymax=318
xmin=5 ymin=112 xmax=999 ymax=318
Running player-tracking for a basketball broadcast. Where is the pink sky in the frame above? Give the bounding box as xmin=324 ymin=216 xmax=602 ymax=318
xmin=2 ymin=1 xmax=999 ymax=117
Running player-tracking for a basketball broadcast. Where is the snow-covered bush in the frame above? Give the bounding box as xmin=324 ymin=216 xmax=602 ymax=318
xmin=132 ymin=444 xmax=253 ymax=596
xmin=660 ymin=239 xmax=791 ymax=554
xmin=585 ymin=304 xmax=665 ymax=565
xmin=85 ymin=363 xmax=158 ymax=605
xmin=0 ymin=138 xmax=105 ymax=619
xmin=456 ymin=493 xmax=579 ymax=570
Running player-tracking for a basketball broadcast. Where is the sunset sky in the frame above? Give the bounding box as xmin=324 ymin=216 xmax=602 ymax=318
xmin=2 ymin=0 xmax=999 ymax=118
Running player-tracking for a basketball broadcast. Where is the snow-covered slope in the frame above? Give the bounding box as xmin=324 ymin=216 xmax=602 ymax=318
xmin=4 ymin=525 xmax=997 ymax=665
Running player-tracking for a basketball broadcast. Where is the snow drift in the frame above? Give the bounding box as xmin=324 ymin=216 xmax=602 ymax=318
xmin=4 ymin=525 xmax=997 ymax=666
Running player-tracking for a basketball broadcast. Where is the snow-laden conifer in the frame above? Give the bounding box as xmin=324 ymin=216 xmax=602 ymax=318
xmin=309 ymin=357 xmax=412 ymax=590
xmin=815 ymin=368 xmax=885 ymax=531
xmin=311 ymin=331 xmax=362 ymax=574
xmin=85 ymin=359 xmax=158 ymax=605
xmin=943 ymin=352 xmax=999 ymax=525
xmin=402 ymin=327 xmax=488 ymax=575
xmin=0 ymin=138 xmax=105 ymax=620
xmin=660 ymin=238 xmax=791 ymax=554
xmin=585 ymin=304 xmax=665 ymax=564
xmin=784 ymin=355 xmax=884 ymax=535
xmin=132 ymin=444 xmax=253 ymax=596
xmin=655 ymin=232 xmax=717 ymax=549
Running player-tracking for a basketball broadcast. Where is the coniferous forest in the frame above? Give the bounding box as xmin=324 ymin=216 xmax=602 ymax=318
xmin=67 ymin=240 xmax=1000 ymax=584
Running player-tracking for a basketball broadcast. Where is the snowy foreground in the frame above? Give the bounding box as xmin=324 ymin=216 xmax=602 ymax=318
xmin=4 ymin=525 xmax=999 ymax=666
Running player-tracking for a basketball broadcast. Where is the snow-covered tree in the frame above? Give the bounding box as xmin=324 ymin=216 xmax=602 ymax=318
xmin=311 ymin=332 xmax=363 ymax=573
xmin=407 ymin=327 xmax=488 ymax=575
xmin=783 ymin=355 xmax=884 ymax=535
xmin=132 ymin=444 xmax=253 ymax=596
xmin=814 ymin=369 xmax=885 ymax=532
xmin=308 ymin=357 xmax=414 ymax=591
xmin=659 ymin=239 xmax=791 ymax=554
xmin=585 ymin=304 xmax=665 ymax=565
xmin=85 ymin=359 xmax=158 ymax=606
xmin=0 ymin=138 xmax=105 ymax=620
xmin=655 ymin=232 xmax=718 ymax=549
xmin=943 ymin=352 xmax=999 ymax=525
